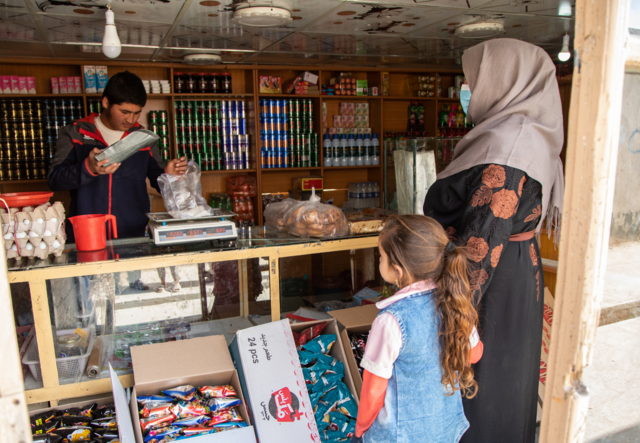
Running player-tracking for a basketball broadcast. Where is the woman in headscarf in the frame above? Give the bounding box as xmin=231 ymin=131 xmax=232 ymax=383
xmin=423 ymin=38 xmax=564 ymax=443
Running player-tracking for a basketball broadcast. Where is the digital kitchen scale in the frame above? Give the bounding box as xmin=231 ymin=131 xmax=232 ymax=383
xmin=146 ymin=209 xmax=238 ymax=246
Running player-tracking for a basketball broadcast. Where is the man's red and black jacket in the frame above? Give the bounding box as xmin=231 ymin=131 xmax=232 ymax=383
xmin=47 ymin=113 xmax=165 ymax=241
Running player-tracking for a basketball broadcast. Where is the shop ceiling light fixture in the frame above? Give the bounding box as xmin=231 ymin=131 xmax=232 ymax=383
xmin=453 ymin=22 xmax=505 ymax=39
xmin=102 ymin=4 xmax=121 ymax=58
xmin=558 ymin=33 xmax=571 ymax=61
xmin=183 ymin=53 xmax=223 ymax=65
xmin=232 ymin=0 xmax=292 ymax=27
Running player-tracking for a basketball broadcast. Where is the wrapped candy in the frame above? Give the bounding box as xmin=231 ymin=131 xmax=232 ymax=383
xmin=143 ymin=426 xmax=181 ymax=443
xmin=162 ymin=385 xmax=197 ymax=401
xmin=172 ymin=415 xmax=209 ymax=427
xmin=170 ymin=400 xmax=207 ymax=419
xmin=308 ymin=373 xmax=342 ymax=396
xmin=138 ymin=395 xmax=174 ymax=405
xmin=140 ymin=402 xmax=173 ymax=419
xmin=140 ymin=414 xmax=175 ymax=432
xmin=199 ymin=385 xmax=237 ymax=399
xmin=201 ymin=397 xmax=242 ymax=413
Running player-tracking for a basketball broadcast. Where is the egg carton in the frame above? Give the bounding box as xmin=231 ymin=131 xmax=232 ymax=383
xmin=2 ymin=201 xmax=66 ymax=258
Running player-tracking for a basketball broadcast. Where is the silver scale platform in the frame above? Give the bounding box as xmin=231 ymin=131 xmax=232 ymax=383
xmin=146 ymin=209 xmax=238 ymax=246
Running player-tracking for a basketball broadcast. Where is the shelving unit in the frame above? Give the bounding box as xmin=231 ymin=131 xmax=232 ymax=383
xmin=0 ymin=58 xmax=465 ymax=224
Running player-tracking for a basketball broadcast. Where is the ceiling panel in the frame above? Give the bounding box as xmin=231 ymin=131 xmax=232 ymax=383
xmin=29 ymin=0 xmax=183 ymax=25
xmin=477 ymin=0 xmax=574 ymax=17
xmin=179 ymin=0 xmax=341 ymax=32
xmin=39 ymin=14 xmax=170 ymax=46
xmin=303 ymin=2 xmax=461 ymax=35
xmin=52 ymin=42 xmax=158 ymax=60
xmin=0 ymin=9 xmax=42 ymax=41
xmin=239 ymin=51 xmax=336 ymax=65
xmin=340 ymin=0 xmax=487 ymax=11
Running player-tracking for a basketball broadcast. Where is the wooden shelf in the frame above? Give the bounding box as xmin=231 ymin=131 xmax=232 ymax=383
xmin=260 ymin=167 xmax=321 ymax=172
xmin=323 ymin=165 xmax=382 ymax=170
xmin=0 ymin=94 xmax=83 ymax=98
xmin=258 ymin=94 xmax=321 ymax=99
xmin=321 ymin=95 xmax=382 ymax=100
xmin=174 ymin=93 xmax=253 ymax=98
xmin=202 ymin=169 xmax=256 ymax=174
xmin=382 ymin=96 xmax=438 ymax=101
xmin=0 ymin=179 xmax=46 ymax=184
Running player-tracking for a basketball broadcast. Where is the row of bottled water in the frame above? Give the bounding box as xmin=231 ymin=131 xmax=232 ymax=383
xmin=348 ymin=182 xmax=380 ymax=209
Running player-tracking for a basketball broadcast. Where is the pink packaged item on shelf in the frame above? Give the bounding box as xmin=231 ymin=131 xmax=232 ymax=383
xmin=51 ymin=77 xmax=59 ymax=94
xmin=27 ymin=77 xmax=36 ymax=94
xmin=67 ymin=77 xmax=76 ymax=93
xmin=0 ymin=76 xmax=9 ymax=94
xmin=339 ymin=102 xmax=348 ymax=116
xmin=74 ymin=77 xmax=82 ymax=93
xmin=18 ymin=77 xmax=27 ymax=94
xmin=347 ymin=103 xmax=356 ymax=115
xmin=10 ymin=76 xmax=19 ymax=94
xmin=333 ymin=115 xmax=342 ymax=128
xmin=58 ymin=76 xmax=68 ymax=94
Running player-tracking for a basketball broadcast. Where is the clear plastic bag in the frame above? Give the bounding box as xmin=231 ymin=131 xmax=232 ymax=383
xmin=158 ymin=161 xmax=214 ymax=219
xmin=264 ymin=198 xmax=300 ymax=231
xmin=284 ymin=188 xmax=348 ymax=238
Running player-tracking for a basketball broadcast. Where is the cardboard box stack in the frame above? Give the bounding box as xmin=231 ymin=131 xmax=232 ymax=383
xmin=327 ymin=102 xmax=371 ymax=136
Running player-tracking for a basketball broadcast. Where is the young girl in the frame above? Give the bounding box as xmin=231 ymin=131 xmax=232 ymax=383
xmin=353 ymin=215 xmax=482 ymax=443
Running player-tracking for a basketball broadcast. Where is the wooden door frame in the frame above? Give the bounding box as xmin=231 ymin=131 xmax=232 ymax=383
xmin=540 ymin=0 xmax=635 ymax=441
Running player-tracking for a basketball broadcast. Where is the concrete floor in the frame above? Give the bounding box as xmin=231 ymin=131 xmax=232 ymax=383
xmin=580 ymin=241 xmax=640 ymax=442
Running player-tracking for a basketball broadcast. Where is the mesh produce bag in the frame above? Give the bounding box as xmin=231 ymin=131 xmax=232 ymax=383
xmin=158 ymin=161 xmax=214 ymax=219
xmin=284 ymin=189 xmax=348 ymax=238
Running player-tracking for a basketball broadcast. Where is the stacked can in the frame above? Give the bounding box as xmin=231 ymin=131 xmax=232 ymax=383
xmin=174 ymin=100 xmax=249 ymax=171
xmin=259 ymin=98 xmax=319 ymax=169
xmin=0 ymin=98 xmax=83 ymax=181
xmin=148 ymin=110 xmax=171 ymax=163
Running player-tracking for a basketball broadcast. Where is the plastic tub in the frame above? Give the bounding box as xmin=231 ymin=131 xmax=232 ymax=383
xmin=22 ymin=327 xmax=95 ymax=381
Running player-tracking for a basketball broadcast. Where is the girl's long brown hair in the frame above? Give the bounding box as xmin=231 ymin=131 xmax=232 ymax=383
xmin=380 ymin=215 xmax=478 ymax=399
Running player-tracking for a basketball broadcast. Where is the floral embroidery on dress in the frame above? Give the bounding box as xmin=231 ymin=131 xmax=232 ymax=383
xmin=467 ymin=237 xmax=490 ymax=262
xmin=490 ymin=245 xmax=503 ymax=267
xmin=524 ymin=205 xmax=542 ymax=222
xmin=518 ymin=176 xmax=526 ymax=196
xmin=530 ymin=243 xmax=538 ymax=266
xmin=490 ymin=189 xmax=519 ymax=219
xmin=470 ymin=185 xmax=493 ymax=207
xmin=482 ymin=165 xmax=506 ymax=189
xmin=470 ymin=269 xmax=489 ymax=291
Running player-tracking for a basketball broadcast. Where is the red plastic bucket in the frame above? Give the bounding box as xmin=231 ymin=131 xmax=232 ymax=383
xmin=68 ymin=214 xmax=118 ymax=251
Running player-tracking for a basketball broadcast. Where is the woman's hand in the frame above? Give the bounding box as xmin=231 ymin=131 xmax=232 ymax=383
xmin=166 ymin=156 xmax=188 ymax=175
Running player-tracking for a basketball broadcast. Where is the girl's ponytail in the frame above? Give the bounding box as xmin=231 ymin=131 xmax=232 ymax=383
xmin=436 ymin=245 xmax=478 ymax=399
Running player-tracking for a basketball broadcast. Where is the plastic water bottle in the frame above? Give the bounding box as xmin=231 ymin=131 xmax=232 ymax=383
xmin=347 ymin=134 xmax=356 ymax=166
xmin=323 ymin=134 xmax=332 ymax=167
xmin=332 ymin=134 xmax=341 ymax=167
xmin=347 ymin=183 xmax=355 ymax=208
xmin=364 ymin=134 xmax=372 ymax=166
xmin=340 ymin=134 xmax=349 ymax=167
xmin=358 ymin=183 xmax=367 ymax=209
xmin=372 ymin=133 xmax=380 ymax=165
xmin=373 ymin=182 xmax=380 ymax=208
xmin=356 ymin=134 xmax=364 ymax=166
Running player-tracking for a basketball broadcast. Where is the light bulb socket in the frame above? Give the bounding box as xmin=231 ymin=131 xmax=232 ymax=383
xmin=105 ymin=9 xmax=115 ymax=25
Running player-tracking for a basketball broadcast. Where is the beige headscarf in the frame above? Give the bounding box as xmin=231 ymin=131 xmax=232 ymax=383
xmin=438 ymin=38 xmax=564 ymax=236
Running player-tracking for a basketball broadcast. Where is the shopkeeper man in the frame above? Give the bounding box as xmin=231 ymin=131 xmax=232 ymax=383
xmin=47 ymin=71 xmax=187 ymax=290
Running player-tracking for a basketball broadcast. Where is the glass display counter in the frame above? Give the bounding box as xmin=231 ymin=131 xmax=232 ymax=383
xmin=8 ymin=229 xmax=380 ymax=406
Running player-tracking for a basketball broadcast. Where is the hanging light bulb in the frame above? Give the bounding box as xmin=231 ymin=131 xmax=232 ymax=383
xmin=102 ymin=5 xmax=121 ymax=58
xmin=558 ymin=33 xmax=571 ymax=62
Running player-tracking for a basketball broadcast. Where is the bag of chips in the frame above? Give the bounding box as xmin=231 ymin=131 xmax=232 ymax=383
xmin=199 ymin=385 xmax=237 ymax=399
xmin=162 ymin=385 xmax=197 ymax=401
xmin=302 ymin=334 xmax=337 ymax=355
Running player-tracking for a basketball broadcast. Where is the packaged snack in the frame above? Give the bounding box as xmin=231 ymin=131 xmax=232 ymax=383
xmin=199 ymin=385 xmax=237 ymax=399
xmin=182 ymin=426 xmax=216 ymax=436
xmin=202 ymin=396 xmax=242 ymax=413
xmin=213 ymin=421 xmax=247 ymax=429
xmin=298 ymin=350 xmax=320 ymax=366
xmin=170 ymin=400 xmax=207 ymax=419
xmin=314 ymin=382 xmax=358 ymax=422
xmin=53 ymin=426 xmax=94 ymax=441
xmin=283 ymin=189 xmax=348 ymax=238
xmin=140 ymin=414 xmax=175 ymax=432
xmin=138 ymin=395 xmax=174 ymax=405
xmin=308 ymin=373 xmax=342 ymax=395
xmin=302 ymin=334 xmax=337 ymax=355
xmin=303 ymin=363 xmax=337 ymax=385
xmin=264 ymin=198 xmax=300 ymax=232
xmin=320 ymin=428 xmax=349 ymax=443
xmin=162 ymin=385 xmax=197 ymax=401
xmin=295 ymin=321 xmax=326 ymax=347
xmin=207 ymin=409 xmax=232 ymax=426
xmin=143 ymin=426 xmax=182 ymax=443
xmin=172 ymin=415 xmax=209 ymax=427
xmin=140 ymin=402 xmax=173 ymax=419
xmin=32 ymin=434 xmax=63 ymax=443
xmin=95 ymin=430 xmax=120 ymax=440
xmin=88 ymin=417 xmax=117 ymax=429
xmin=226 ymin=175 xmax=257 ymax=197
xmin=31 ymin=411 xmax=58 ymax=427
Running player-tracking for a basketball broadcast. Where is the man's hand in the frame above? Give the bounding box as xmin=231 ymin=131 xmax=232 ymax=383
xmin=166 ymin=156 xmax=188 ymax=175
xmin=87 ymin=147 xmax=121 ymax=175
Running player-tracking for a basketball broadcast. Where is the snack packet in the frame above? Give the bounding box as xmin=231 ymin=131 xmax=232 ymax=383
xmin=140 ymin=414 xmax=175 ymax=432
xmin=296 ymin=322 xmax=327 ymax=347
xmin=172 ymin=415 xmax=209 ymax=427
xmin=202 ymin=397 xmax=242 ymax=413
xmin=140 ymin=402 xmax=173 ymax=419
xmin=302 ymin=334 xmax=337 ymax=355
xmin=182 ymin=426 xmax=216 ymax=436
xmin=143 ymin=426 xmax=181 ymax=443
xmin=162 ymin=385 xmax=197 ymax=401
xmin=199 ymin=385 xmax=237 ymax=399
xmin=170 ymin=400 xmax=207 ymax=419
xmin=138 ymin=395 xmax=174 ymax=405
xmin=309 ymin=373 xmax=343 ymax=396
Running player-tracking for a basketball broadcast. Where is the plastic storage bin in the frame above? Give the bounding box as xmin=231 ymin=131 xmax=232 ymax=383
xmin=22 ymin=327 xmax=95 ymax=381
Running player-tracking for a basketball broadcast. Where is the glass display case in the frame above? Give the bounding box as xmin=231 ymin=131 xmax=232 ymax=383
xmin=8 ymin=228 xmax=379 ymax=405
xmin=383 ymin=135 xmax=463 ymax=214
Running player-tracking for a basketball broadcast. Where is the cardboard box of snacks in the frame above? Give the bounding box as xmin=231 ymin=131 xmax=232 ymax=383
xmin=129 ymin=336 xmax=256 ymax=443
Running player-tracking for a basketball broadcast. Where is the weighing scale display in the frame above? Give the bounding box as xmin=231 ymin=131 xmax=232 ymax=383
xmin=158 ymin=224 xmax=234 ymax=242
